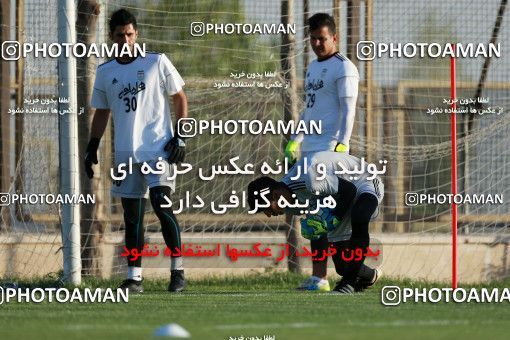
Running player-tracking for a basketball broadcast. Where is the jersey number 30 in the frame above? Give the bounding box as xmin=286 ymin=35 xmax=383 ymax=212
xmin=124 ymin=96 xmax=137 ymax=113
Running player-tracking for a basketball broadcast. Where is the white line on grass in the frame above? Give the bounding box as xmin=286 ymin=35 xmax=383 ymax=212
xmin=171 ymin=293 xmax=280 ymax=297
xmin=347 ymin=320 xmax=469 ymax=328
xmin=64 ymin=324 xmax=149 ymax=330
xmin=215 ymin=322 xmax=318 ymax=330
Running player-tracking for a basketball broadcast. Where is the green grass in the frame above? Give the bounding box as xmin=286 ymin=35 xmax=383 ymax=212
xmin=1 ymin=273 xmax=510 ymax=340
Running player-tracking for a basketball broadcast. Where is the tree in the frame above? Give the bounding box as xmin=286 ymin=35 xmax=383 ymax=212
xmin=136 ymin=0 xmax=278 ymax=76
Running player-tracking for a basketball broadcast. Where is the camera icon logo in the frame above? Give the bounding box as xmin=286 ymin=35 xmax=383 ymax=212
xmin=177 ymin=118 xmax=197 ymax=138
xmin=1 ymin=41 xmax=21 ymax=61
xmin=190 ymin=22 xmax=206 ymax=37
xmin=357 ymin=41 xmax=376 ymax=61
xmin=405 ymin=192 xmax=419 ymax=206
xmin=0 ymin=193 xmax=11 ymax=206
xmin=381 ymin=286 xmax=401 ymax=306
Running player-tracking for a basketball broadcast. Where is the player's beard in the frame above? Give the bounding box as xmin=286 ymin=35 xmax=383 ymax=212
xmin=315 ymin=47 xmax=336 ymax=60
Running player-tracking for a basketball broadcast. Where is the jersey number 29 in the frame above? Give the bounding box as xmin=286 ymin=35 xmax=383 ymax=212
xmin=306 ymin=93 xmax=315 ymax=108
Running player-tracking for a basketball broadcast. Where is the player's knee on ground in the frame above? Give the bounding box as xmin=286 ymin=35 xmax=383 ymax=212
xmin=149 ymin=186 xmax=182 ymax=251
xmin=122 ymin=197 xmax=147 ymax=267
xmin=331 ymin=240 xmax=375 ymax=281
xmin=357 ymin=263 xmax=376 ymax=282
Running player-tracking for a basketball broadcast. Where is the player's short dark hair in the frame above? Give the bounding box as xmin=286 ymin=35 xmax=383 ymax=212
xmin=308 ymin=13 xmax=336 ymax=35
xmin=109 ymin=9 xmax=137 ymax=33
xmin=247 ymin=176 xmax=286 ymax=213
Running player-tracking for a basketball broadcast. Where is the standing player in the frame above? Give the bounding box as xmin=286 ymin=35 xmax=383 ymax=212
xmin=283 ymin=13 xmax=359 ymax=291
xmin=247 ymin=152 xmax=383 ymax=294
xmin=84 ymin=9 xmax=188 ymax=293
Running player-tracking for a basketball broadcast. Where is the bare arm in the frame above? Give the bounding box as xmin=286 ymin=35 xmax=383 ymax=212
xmin=90 ymin=108 xmax=111 ymax=140
xmin=172 ymin=90 xmax=188 ymax=122
xmin=165 ymin=90 xmax=188 ymax=163
xmin=84 ymin=108 xmax=109 ymax=178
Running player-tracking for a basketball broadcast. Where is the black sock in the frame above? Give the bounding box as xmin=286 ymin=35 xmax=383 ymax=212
xmin=149 ymin=186 xmax=182 ymax=268
xmin=122 ymin=197 xmax=147 ymax=268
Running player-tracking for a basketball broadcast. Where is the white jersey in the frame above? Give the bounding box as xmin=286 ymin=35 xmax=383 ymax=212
xmin=91 ymin=52 xmax=185 ymax=165
xmin=296 ymin=52 xmax=359 ymax=154
xmin=282 ymin=151 xmax=383 ymax=242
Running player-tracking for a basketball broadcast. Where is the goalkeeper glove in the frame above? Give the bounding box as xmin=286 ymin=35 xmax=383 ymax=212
xmin=165 ymin=137 xmax=186 ymax=164
xmin=316 ymin=208 xmax=341 ymax=232
xmin=84 ymin=137 xmax=100 ymax=179
xmin=284 ymin=140 xmax=300 ymax=165
xmin=335 ymin=143 xmax=349 ymax=153
xmin=165 ymin=123 xmax=186 ymax=164
xmin=300 ymin=208 xmax=341 ymax=240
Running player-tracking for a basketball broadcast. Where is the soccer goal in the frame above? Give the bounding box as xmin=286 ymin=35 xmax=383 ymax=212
xmin=1 ymin=0 xmax=509 ymax=285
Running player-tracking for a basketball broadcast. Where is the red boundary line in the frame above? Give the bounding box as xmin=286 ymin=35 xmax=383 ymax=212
xmin=450 ymin=43 xmax=458 ymax=289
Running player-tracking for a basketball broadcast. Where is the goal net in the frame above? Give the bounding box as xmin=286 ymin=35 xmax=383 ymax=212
xmin=1 ymin=0 xmax=509 ymax=284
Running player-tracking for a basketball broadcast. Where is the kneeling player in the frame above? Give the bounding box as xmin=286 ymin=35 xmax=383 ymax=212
xmin=247 ymin=151 xmax=383 ymax=294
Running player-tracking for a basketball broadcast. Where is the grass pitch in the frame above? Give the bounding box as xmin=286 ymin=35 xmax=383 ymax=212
xmin=1 ymin=273 xmax=509 ymax=340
